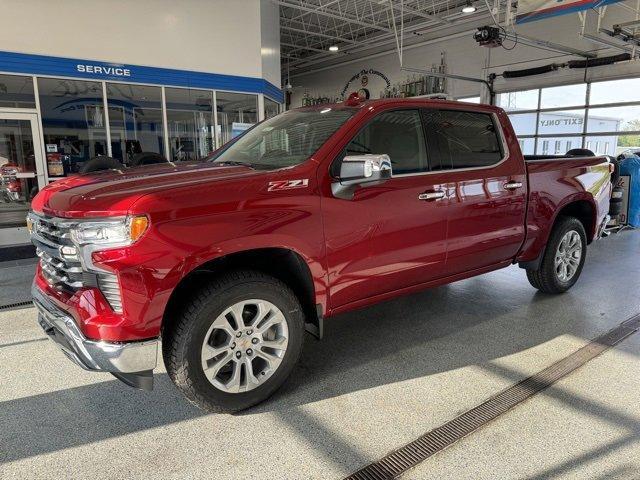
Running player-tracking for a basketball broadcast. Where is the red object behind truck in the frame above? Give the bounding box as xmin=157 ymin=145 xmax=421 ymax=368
xmin=28 ymin=98 xmax=612 ymax=411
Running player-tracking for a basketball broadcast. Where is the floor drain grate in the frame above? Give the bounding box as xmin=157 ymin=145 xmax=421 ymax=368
xmin=0 ymin=300 xmax=34 ymax=311
xmin=344 ymin=314 xmax=640 ymax=480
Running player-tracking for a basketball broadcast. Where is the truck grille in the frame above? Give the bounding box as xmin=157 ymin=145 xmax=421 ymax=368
xmin=30 ymin=214 xmax=123 ymax=313
xmin=37 ymin=248 xmax=84 ymax=289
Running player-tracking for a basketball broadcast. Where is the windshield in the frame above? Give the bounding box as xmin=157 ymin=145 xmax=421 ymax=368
xmin=208 ymin=108 xmax=355 ymax=169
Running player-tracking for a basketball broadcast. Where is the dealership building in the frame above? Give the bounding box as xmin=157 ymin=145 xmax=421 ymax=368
xmin=0 ymin=0 xmax=281 ymax=246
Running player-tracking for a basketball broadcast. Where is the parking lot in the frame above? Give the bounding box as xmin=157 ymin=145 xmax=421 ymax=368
xmin=1 ymin=230 xmax=638 ymax=479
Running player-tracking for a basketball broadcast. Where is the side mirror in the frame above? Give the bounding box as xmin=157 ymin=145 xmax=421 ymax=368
xmin=331 ymin=154 xmax=392 ymax=200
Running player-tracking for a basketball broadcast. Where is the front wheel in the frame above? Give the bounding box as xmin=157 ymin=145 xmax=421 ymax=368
xmin=526 ymin=216 xmax=587 ymax=294
xmin=163 ymin=270 xmax=305 ymax=412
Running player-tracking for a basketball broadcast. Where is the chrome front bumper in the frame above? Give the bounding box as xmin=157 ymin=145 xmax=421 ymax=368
xmin=32 ymin=284 xmax=158 ymax=389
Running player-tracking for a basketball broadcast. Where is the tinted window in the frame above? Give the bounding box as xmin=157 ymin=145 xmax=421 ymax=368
xmin=426 ymin=110 xmax=503 ymax=170
xmin=345 ymin=109 xmax=428 ymax=174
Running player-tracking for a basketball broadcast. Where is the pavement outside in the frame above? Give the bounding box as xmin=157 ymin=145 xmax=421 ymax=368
xmin=0 ymin=230 xmax=638 ymax=479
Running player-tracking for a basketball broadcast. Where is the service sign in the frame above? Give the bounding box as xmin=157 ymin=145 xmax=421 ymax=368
xmin=76 ymin=64 xmax=131 ymax=77
xmin=516 ymin=0 xmax=624 ymax=24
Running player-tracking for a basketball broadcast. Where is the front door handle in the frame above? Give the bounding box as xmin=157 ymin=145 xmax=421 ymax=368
xmin=504 ymin=181 xmax=523 ymax=190
xmin=418 ymin=190 xmax=446 ymax=201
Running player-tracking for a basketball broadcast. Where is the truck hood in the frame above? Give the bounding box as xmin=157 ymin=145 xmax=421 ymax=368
xmin=32 ymin=162 xmax=261 ymax=218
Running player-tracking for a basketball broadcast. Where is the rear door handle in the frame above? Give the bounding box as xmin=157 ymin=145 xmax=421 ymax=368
xmin=504 ymin=181 xmax=523 ymax=190
xmin=418 ymin=190 xmax=446 ymax=201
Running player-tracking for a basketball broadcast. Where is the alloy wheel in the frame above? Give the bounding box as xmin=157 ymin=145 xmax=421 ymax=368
xmin=554 ymin=230 xmax=582 ymax=282
xmin=200 ymin=299 xmax=289 ymax=393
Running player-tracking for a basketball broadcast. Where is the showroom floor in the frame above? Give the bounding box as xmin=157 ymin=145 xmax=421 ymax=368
xmin=1 ymin=230 xmax=639 ymax=480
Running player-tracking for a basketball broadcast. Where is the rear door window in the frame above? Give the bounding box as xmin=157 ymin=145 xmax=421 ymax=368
xmin=424 ymin=109 xmax=504 ymax=170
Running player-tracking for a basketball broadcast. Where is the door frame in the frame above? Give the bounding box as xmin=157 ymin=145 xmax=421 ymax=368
xmin=0 ymin=110 xmax=46 ymax=247
xmin=0 ymin=110 xmax=47 ymax=190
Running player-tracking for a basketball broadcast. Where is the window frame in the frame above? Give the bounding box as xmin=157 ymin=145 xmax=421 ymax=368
xmin=331 ymin=107 xmax=432 ymax=178
xmin=417 ymin=107 xmax=509 ymax=175
xmin=498 ymin=78 xmax=640 ymax=156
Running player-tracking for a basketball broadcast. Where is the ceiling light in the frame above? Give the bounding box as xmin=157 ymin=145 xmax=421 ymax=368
xmin=329 ymin=45 xmax=339 ymax=52
xmin=462 ymin=1 xmax=476 ymax=13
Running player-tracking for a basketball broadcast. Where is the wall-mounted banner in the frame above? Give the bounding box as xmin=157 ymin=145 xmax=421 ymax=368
xmin=516 ymin=0 xmax=624 ymax=24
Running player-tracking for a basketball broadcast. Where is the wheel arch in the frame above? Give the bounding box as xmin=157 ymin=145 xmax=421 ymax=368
xmin=162 ymin=247 xmax=323 ymax=340
xmin=555 ymin=197 xmax=597 ymax=244
xmin=519 ymin=195 xmax=596 ymax=270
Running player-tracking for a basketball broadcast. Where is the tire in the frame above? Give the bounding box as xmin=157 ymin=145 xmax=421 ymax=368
xmin=609 ymin=186 xmax=624 ymax=217
xmin=79 ymin=156 xmax=123 ymax=173
xmin=163 ymin=270 xmax=305 ymax=412
xmin=526 ymin=216 xmax=587 ymax=294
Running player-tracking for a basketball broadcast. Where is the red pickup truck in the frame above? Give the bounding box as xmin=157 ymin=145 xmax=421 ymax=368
xmin=28 ymin=98 xmax=613 ymax=412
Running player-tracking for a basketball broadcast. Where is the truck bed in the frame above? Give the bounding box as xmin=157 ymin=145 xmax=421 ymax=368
xmin=517 ymin=154 xmax=612 ymax=264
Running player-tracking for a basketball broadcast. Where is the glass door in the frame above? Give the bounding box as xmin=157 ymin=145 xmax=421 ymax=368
xmin=0 ymin=112 xmax=46 ymax=246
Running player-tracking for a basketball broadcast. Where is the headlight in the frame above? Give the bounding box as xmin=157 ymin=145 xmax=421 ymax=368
xmin=71 ymin=215 xmax=149 ymax=247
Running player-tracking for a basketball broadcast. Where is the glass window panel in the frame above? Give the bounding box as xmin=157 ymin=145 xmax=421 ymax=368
xmin=587 ymin=105 xmax=639 ymax=133
xmin=210 ymin=108 xmax=355 ymax=169
xmin=508 ymin=112 xmax=537 ymax=135
xmin=586 ymin=134 xmax=631 ymax=156
xmin=538 ymin=110 xmax=585 ymax=134
xmin=106 ymin=83 xmax=165 ymax=164
xmin=540 ymin=84 xmax=586 ymax=109
xmin=0 ymin=119 xmax=38 ymax=227
xmin=426 ymin=110 xmax=503 ymax=170
xmin=496 ymin=89 xmax=539 ymax=111
xmin=347 ymin=109 xmax=428 ymax=174
xmin=264 ymin=98 xmax=280 ymax=119
xmin=0 ymin=74 xmax=35 ymax=108
xmin=589 ymin=78 xmax=640 ymax=105
xmin=518 ymin=138 xmax=535 ymax=155
xmin=216 ymin=92 xmax=257 ymax=147
xmin=38 ymin=78 xmax=108 ymax=176
xmin=535 ymin=136 xmax=582 ymax=155
xmin=165 ymin=88 xmax=214 ymax=162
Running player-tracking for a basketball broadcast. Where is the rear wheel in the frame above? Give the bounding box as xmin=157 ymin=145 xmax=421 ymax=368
xmin=526 ymin=216 xmax=587 ymax=294
xmin=163 ymin=270 xmax=305 ymax=412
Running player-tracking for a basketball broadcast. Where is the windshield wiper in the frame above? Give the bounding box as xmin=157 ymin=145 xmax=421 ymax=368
xmin=212 ymin=160 xmax=255 ymax=168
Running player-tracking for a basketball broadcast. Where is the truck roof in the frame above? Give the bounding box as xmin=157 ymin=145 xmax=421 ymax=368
xmin=295 ymin=97 xmax=502 ymax=114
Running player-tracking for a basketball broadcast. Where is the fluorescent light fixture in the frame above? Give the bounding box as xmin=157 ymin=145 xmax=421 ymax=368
xmin=462 ymin=1 xmax=476 ymax=13
xmin=329 ymin=45 xmax=339 ymax=52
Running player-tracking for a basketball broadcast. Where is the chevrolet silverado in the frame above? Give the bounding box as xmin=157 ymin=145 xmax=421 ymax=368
xmin=28 ymin=97 xmax=613 ymax=412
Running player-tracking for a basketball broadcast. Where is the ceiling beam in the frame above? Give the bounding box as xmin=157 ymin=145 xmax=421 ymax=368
xmin=386 ymin=1 xmax=452 ymax=25
xmin=274 ymin=0 xmax=394 ymax=33
xmin=280 ymin=24 xmax=363 ymax=45
xmin=284 ymin=8 xmax=491 ymax=70
xmin=285 ymin=0 xmax=343 ymax=23
xmin=281 ymin=41 xmax=340 ymax=54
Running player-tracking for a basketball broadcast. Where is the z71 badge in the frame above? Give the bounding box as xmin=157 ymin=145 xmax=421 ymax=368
xmin=268 ymin=179 xmax=309 ymax=192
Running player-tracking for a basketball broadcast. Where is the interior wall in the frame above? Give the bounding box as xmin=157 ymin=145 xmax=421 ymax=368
xmin=289 ymin=5 xmax=640 ymax=106
xmin=0 ymin=0 xmax=279 ymax=83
